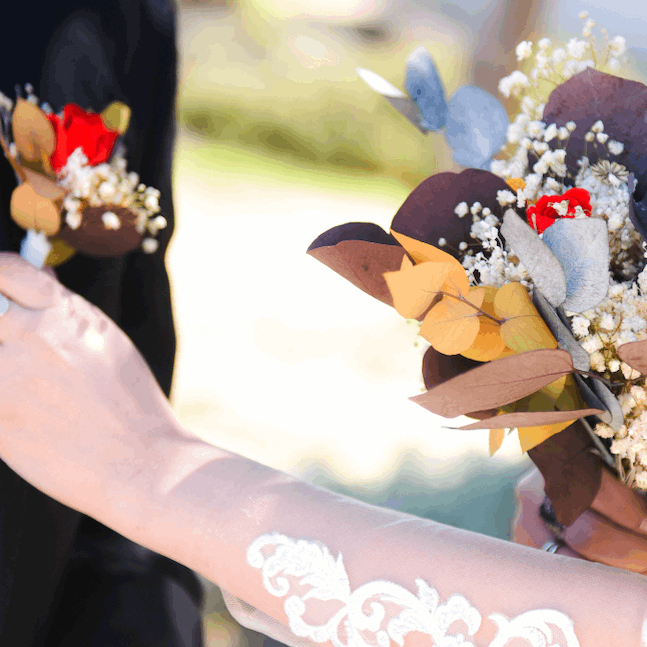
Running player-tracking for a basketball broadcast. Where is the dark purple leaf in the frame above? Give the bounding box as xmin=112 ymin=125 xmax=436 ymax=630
xmin=390 ymin=169 xmax=517 ymax=259
xmin=527 ymin=421 xmax=605 ymax=527
xmin=543 ymin=69 xmax=647 ymax=200
xmin=307 ymin=222 xmax=399 ymax=252
xmin=628 ymin=173 xmax=647 ymax=241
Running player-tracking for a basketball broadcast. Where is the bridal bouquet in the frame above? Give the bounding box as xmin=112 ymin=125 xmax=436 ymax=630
xmin=0 ymin=85 xmax=166 ymax=267
xmin=309 ymin=14 xmax=647 ymax=527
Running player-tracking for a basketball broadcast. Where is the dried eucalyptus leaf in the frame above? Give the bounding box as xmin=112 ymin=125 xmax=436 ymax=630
xmin=628 ymin=173 xmax=647 ymax=242
xmin=12 ymin=98 xmax=56 ymax=162
xmin=590 ymin=378 xmax=624 ymax=431
xmin=457 ymin=407 xmax=605 ymax=430
xmin=384 ymin=97 xmax=427 ymax=133
xmin=445 ymin=86 xmax=508 ymax=169
xmin=572 ymin=374 xmax=623 ymax=430
xmin=405 ymin=46 xmax=447 ymax=131
xmin=541 ymin=218 xmax=609 ymax=313
xmin=617 ymin=340 xmax=647 ymax=374
xmin=410 ymin=348 xmax=574 ymax=418
xmin=533 ymin=290 xmax=590 ymax=372
xmin=356 ymin=67 xmax=427 ymax=133
xmin=500 ymin=209 xmax=567 ymax=307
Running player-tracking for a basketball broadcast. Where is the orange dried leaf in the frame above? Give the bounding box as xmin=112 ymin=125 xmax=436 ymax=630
xmin=419 ymin=287 xmax=486 ymax=354
xmin=12 ymin=98 xmax=56 ymax=162
xmin=489 ymin=429 xmax=506 ymax=456
xmin=494 ymin=282 xmax=557 ymax=353
xmin=384 ymin=256 xmax=468 ymax=319
xmin=390 ymin=230 xmax=469 ymax=296
xmin=460 ymin=286 xmax=506 ymax=361
xmin=10 ymin=182 xmax=61 ymax=236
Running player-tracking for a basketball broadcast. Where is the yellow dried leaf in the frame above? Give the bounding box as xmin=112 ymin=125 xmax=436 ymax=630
xmin=100 ymin=101 xmax=131 ymax=134
xmin=489 ymin=428 xmax=506 ymax=456
xmin=10 ymin=182 xmax=61 ymax=236
xmin=518 ymin=419 xmax=575 ymax=453
xmin=420 ymin=287 xmax=485 ymax=354
xmin=506 ymin=178 xmax=526 ymax=192
xmin=12 ymin=98 xmax=56 ymax=163
xmin=46 ymin=238 xmax=77 ymax=267
xmin=513 ymin=391 xmax=575 ymax=452
xmin=494 ymin=282 xmax=557 ymax=353
xmin=555 ymin=374 xmax=588 ymax=411
xmin=540 ymin=374 xmax=568 ymax=401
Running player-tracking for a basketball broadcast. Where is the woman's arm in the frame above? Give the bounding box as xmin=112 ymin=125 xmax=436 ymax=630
xmin=1 ymin=252 xmax=647 ymax=647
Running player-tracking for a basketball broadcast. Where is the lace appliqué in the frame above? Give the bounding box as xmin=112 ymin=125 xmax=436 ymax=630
xmin=247 ymin=533 xmax=580 ymax=647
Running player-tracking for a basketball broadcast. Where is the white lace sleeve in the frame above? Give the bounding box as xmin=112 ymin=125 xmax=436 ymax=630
xmin=187 ymin=452 xmax=647 ymax=647
xmin=224 ymin=532 xmax=580 ymax=647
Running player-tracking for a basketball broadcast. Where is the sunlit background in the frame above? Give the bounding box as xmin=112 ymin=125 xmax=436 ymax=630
xmin=166 ymin=0 xmax=647 ymax=643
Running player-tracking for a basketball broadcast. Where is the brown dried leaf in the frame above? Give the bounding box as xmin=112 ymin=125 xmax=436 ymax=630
xmin=617 ymin=340 xmax=647 ymax=375
xmin=10 ymin=182 xmax=61 ymax=235
xmin=12 ymin=98 xmax=56 ymax=163
xmin=410 ymin=348 xmax=574 ymax=418
xmin=22 ymin=167 xmax=67 ymax=202
xmin=308 ymin=239 xmax=406 ymax=307
xmin=458 ymin=407 xmax=605 ymax=430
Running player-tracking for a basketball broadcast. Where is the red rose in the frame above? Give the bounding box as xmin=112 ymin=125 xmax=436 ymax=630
xmin=526 ymin=187 xmax=592 ymax=234
xmin=47 ymin=104 xmax=119 ymax=174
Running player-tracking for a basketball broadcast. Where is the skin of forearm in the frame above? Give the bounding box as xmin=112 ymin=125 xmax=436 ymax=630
xmin=99 ymin=426 xmax=647 ymax=647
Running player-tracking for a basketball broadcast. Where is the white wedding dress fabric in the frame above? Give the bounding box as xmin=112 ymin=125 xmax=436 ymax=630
xmin=189 ymin=451 xmax=647 ymax=647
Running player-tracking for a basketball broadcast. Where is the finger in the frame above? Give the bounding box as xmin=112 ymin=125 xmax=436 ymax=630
xmin=0 ymin=252 xmax=58 ymax=310
xmin=563 ymin=508 xmax=647 ymax=573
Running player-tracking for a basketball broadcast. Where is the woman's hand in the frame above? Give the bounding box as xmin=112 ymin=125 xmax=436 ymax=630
xmin=512 ymin=467 xmax=580 ymax=558
xmin=0 ymin=252 xmax=185 ymax=518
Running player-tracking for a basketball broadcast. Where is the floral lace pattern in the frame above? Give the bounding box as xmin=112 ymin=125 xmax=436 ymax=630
xmin=247 ymin=533 xmax=580 ymax=647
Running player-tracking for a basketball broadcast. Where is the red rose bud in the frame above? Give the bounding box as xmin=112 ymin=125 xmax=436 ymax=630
xmin=526 ymin=187 xmax=592 ymax=234
xmin=47 ymin=104 xmax=119 ymax=174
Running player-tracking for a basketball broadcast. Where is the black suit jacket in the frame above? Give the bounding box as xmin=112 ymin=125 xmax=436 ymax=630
xmin=0 ymin=2 xmax=203 ymax=645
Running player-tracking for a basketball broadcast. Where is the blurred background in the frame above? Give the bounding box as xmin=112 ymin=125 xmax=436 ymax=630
xmin=166 ymin=0 xmax=647 ymax=643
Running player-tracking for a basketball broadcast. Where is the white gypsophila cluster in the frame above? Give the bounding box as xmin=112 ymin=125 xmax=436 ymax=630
xmin=457 ymin=201 xmax=531 ymax=288
xmin=569 ymin=276 xmax=647 ymax=487
xmin=497 ymin=13 xmax=628 ymax=134
xmin=58 ymin=146 xmax=164 ymax=243
xmin=575 ymin=159 xmax=643 ymax=280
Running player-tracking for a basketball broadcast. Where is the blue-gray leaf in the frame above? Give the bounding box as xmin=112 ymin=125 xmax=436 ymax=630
xmin=356 ymin=67 xmax=427 ymax=133
xmin=500 ymin=209 xmax=567 ymax=308
xmin=541 ymin=218 xmax=609 ymax=313
xmin=445 ymin=86 xmax=508 ymax=168
xmin=405 ymin=47 xmax=447 ymax=132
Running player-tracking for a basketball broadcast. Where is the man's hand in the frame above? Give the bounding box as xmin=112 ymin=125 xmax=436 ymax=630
xmin=0 ymin=252 xmax=186 ymax=519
